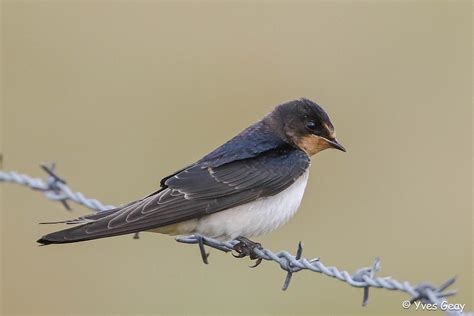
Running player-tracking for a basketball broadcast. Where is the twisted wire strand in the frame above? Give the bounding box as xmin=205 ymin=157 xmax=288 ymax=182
xmin=0 ymin=166 xmax=471 ymax=316
xmin=0 ymin=167 xmax=115 ymax=212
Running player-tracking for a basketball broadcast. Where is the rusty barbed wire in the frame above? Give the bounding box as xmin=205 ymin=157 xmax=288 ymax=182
xmin=0 ymin=164 xmax=471 ymax=316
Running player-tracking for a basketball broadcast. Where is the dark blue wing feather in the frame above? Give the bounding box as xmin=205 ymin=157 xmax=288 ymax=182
xmin=39 ymin=147 xmax=310 ymax=243
xmin=37 ymin=123 xmax=309 ymax=244
xmin=197 ymin=121 xmax=284 ymax=168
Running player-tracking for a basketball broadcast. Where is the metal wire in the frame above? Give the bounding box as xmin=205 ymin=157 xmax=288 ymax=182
xmin=0 ymin=164 xmax=471 ymax=316
xmin=1 ymin=163 xmax=115 ymax=212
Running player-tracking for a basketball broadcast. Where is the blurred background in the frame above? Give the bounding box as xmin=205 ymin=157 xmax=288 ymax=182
xmin=1 ymin=1 xmax=472 ymax=315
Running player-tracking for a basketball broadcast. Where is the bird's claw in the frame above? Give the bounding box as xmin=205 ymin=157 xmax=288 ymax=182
xmin=232 ymin=236 xmax=263 ymax=268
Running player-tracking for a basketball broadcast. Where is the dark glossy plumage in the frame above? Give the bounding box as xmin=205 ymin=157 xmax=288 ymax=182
xmin=38 ymin=124 xmax=309 ymax=244
xmin=37 ymin=98 xmax=342 ymax=245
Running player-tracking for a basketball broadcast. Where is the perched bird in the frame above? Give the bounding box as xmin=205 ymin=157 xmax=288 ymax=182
xmin=37 ymin=98 xmax=345 ymax=245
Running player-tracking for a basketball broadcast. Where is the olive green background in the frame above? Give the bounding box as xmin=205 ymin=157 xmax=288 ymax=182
xmin=1 ymin=1 xmax=472 ymax=315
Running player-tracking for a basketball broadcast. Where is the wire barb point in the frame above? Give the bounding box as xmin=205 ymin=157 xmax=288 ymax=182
xmin=410 ymin=277 xmax=458 ymax=305
xmin=352 ymin=257 xmax=381 ymax=306
xmin=40 ymin=163 xmax=71 ymax=210
xmin=282 ymin=241 xmax=304 ymax=291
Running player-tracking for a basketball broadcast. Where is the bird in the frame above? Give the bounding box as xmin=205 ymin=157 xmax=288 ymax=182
xmin=37 ymin=98 xmax=345 ymax=245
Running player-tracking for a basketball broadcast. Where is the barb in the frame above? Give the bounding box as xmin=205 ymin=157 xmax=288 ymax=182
xmin=0 ymin=165 xmax=471 ymax=316
xmin=0 ymin=166 xmax=142 ymax=239
xmin=0 ymin=164 xmax=115 ymax=212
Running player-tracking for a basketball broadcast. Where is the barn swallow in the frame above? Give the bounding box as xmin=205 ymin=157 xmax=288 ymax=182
xmin=37 ymin=98 xmax=345 ymax=245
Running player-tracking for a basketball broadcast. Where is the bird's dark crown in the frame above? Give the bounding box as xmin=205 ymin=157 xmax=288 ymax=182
xmin=264 ymin=98 xmax=344 ymax=155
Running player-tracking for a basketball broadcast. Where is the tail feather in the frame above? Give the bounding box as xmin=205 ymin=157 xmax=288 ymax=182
xmin=37 ymin=223 xmax=137 ymax=245
xmin=36 ymin=221 xmax=147 ymax=245
xmin=37 ymin=207 xmax=137 ymax=245
xmin=37 ymin=193 xmax=170 ymax=245
xmin=39 ymin=207 xmax=120 ymax=225
xmin=37 ymin=225 xmax=93 ymax=245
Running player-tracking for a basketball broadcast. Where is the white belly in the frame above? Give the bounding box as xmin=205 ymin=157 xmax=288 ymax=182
xmin=193 ymin=169 xmax=310 ymax=239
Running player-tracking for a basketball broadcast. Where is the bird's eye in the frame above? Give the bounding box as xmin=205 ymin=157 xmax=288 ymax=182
xmin=306 ymin=121 xmax=317 ymax=131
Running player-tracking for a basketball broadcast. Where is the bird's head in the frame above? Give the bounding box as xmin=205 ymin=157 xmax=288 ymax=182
xmin=266 ymin=98 xmax=345 ymax=156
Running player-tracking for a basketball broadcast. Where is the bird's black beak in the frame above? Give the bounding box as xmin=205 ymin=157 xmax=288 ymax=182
xmin=326 ymin=138 xmax=346 ymax=152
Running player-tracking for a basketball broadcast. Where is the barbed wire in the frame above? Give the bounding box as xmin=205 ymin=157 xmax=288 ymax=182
xmin=0 ymin=164 xmax=471 ymax=316
xmin=1 ymin=163 xmax=115 ymax=212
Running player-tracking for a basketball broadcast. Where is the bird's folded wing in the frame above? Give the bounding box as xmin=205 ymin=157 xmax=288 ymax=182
xmin=41 ymin=148 xmax=309 ymax=242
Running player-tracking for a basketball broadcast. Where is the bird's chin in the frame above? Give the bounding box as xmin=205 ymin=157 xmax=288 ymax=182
xmin=296 ymin=135 xmax=331 ymax=156
xmin=296 ymin=135 xmax=346 ymax=156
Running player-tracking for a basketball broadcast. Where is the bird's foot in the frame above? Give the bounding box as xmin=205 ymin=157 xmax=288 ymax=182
xmin=232 ymin=236 xmax=263 ymax=268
